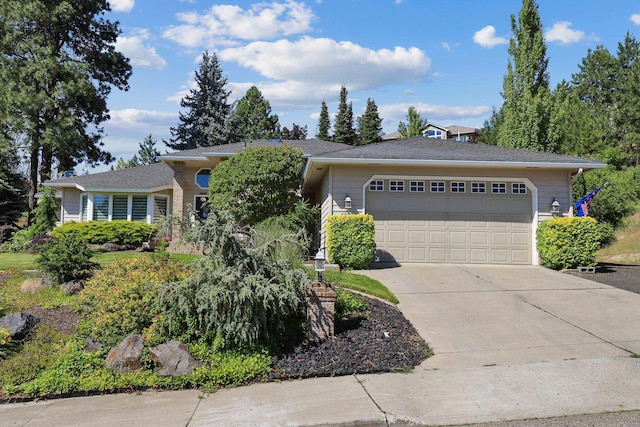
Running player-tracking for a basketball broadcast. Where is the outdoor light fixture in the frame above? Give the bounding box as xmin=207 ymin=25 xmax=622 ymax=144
xmin=551 ymin=198 xmax=560 ymax=215
xmin=344 ymin=195 xmax=352 ymax=210
xmin=314 ymin=249 xmax=326 ymax=283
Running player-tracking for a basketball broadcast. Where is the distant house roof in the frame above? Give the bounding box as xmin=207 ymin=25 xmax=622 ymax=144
xmin=446 ymin=125 xmax=478 ymax=135
xmin=382 ymin=131 xmax=400 ymax=140
xmin=44 ymin=162 xmax=174 ymax=192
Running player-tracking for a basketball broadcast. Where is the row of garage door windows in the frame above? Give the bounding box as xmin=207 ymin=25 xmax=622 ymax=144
xmin=367 ymin=180 xmax=528 ymax=195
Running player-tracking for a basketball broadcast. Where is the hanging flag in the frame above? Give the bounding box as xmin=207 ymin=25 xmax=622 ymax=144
xmin=574 ymin=184 xmax=607 ymax=217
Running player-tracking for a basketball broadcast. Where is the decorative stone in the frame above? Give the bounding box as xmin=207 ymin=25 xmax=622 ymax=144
xmin=105 ymin=333 xmax=144 ymax=375
xmin=150 ymin=340 xmax=202 ymax=376
xmin=0 ymin=313 xmax=40 ymax=341
xmin=20 ymin=278 xmax=48 ymax=294
xmin=102 ymin=242 xmax=127 ymax=252
xmin=84 ymin=337 xmax=104 ymax=353
xmin=60 ymin=280 xmax=84 ymax=296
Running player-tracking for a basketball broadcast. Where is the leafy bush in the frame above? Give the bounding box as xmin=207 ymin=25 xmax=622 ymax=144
xmin=36 ymin=233 xmax=99 ymax=284
xmin=51 ymin=220 xmax=156 ymax=249
xmin=209 ymin=145 xmax=306 ymax=224
xmin=536 ymin=217 xmax=602 ymax=270
xmin=335 ymin=288 xmax=367 ymax=323
xmin=76 ymin=255 xmax=190 ymax=347
xmin=1 ymin=229 xmax=31 ymax=253
xmin=326 ymin=214 xmax=375 ymax=270
xmin=573 ymin=168 xmax=640 ymax=229
xmin=157 ymin=209 xmax=311 ymax=349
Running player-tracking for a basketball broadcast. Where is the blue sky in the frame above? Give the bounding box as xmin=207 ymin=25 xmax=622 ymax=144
xmin=98 ymin=0 xmax=640 ymax=169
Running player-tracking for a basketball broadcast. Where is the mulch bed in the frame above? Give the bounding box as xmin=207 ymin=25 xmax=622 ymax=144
xmin=270 ymin=297 xmax=430 ymax=379
xmin=564 ymin=262 xmax=640 ymax=294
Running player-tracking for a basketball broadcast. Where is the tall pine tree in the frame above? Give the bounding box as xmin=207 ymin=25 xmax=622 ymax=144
xmin=497 ymin=0 xmax=554 ymax=152
xmin=166 ymin=51 xmax=236 ymax=150
xmin=234 ymin=86 xmax=280 ymax=140
xmin=397 ymin=106 xmax=428 ymax=139
xmin=333 ymin=86 xmax=358 ymax=145
xmin=316 ymin=100 xmax=331 ymax=140
xmin=357 ymin=98 xmax=383 ymax=145
xmin=0 ymin=0 xmax=131 ymax=215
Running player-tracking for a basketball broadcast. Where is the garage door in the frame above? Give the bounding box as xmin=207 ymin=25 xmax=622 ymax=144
xmin=367 ymin=179 xmax=532 ymax=264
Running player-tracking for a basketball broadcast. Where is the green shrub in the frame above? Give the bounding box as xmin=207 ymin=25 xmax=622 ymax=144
xmin=27 ymin=187 xmax=59 ymax=238
xmin=77 ymin=255 xmax=190 ymax=346
xmin=157 ymin=209 xmax=310 ymax=349
xmin=51 ymin=220 xmax=156 ymax=249
xmin=326 ymin=214 xmax=375 ymax=270
xmin=335 ymin=288 xmax=367 ymax=323
xmin=0 ymin=328 xmax=17 ymax=360
xmin=536 ymin=217 xmax=601 ymax=270
xmin=36 ymin=233 xmax=99 ymax=284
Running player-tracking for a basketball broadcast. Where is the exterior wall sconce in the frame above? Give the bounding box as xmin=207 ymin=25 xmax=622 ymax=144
xmin=551 ymin=198 xmax=560 ymax=215
xmin=344 ymin=195 xmax=352 ymax=210
xmin=314 ymin=248 xmax=326 ymax=283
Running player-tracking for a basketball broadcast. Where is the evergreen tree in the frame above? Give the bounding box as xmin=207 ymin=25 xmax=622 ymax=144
xmin=0 ymin=0 xmax=132 ymax=216
xmin=397 ymin=106 xmax=428 ymax=139
xmin=333 ymin=86 xmax=358 ymax=145
xmin=357 ymin=98 xmax=383 ymax=145
xmin=235 ymin=86 xmax=281 ymax=140
xmin=477 ymin=107 xmax=503 ymax=146
xmin=281 ymin=124 xmax=308 ymax=140
xmin=166 ymin=51 xmax=236 ymax=151
xmin=497 ymin=0 xmax=555 ymax=152
xmin=113 ymin=134 xmax=161 ymax=170
xmin=316 ymin=100 xmax=331 ymax=140
xmin=0 ymin=146 xmax=27 ymax=225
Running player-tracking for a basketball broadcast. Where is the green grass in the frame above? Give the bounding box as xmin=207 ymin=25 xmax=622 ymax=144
xmin=0 ymin=251 xmax=201 ymax=270
xmin=598 ymin=212 xmax=640 ymax=265
xmin=322 ymin=270 xmax=399 ymax=304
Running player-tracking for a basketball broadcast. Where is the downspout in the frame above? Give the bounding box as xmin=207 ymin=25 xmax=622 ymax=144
xmin=568 ymin=168 xmax=583 ymax=216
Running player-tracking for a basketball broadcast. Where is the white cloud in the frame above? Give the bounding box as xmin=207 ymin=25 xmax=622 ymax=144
xmin=220 ymin=37 xmax=430 ymax=90
xmin=163 ymin=1 xmax=315 ymax=48
xmin=473 ymin=25 xmax=508 ymax=48
xmin=109 ymin=0 xmax=134 ymax=13
xmin=442 ymin=42 xmax=451 ymax=52
xmin=545 ymin=21 xmax=585 ymax=45
xmin=116 ymin=30 xmax=168 ymax=70
xmin=108 ymin=109 xmax=177 ymax=129
xmin=631 ymin=14 xmax=640 ymax=25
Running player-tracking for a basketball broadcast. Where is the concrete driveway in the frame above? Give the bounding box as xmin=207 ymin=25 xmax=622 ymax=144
xmin=359 ymin=264 xmax=640 ymax=369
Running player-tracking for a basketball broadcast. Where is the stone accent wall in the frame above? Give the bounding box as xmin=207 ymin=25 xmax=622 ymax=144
xmin=171 ymin=161 xmax=185 ymax=240
xmin=307 ymin=282 xmax=337 ymax=341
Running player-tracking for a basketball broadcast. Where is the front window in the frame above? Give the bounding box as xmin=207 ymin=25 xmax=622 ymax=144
xmin=512 ymin=183 xmax=527 ymax=194
xmin=390 ymin=180 xmax=404 ymax=192
xmin=369 ymin=180 xmax=384 ymax=191
xmin=450 ymin=182 xmax=466 ymax=193
xmin=471 ymin=182 xmax=486 ymax=194
xmin=131 ymin=196 xmax=148 ymax=221
xmin=195 ymin=195 xmax=209 ymax=221
xmin=93 ymin=194 xmax=109 ymax=221
xmin=431 ymin=181 xmax=445 ymax=193
xmin=112 ymin=195 xmax=128 ymax=220
xmin=492 ymin=182 xmax=507 ymax=194
xmin=410 ymin=181 xmax=425 ymax=192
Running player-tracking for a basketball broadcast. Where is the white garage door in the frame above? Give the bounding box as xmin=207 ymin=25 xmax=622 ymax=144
xmin=367 ymin=180 xmax=532 ymax=264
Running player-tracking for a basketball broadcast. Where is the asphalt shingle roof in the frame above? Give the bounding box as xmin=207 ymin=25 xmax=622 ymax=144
xmin=161 ymin=138 xmax=345 ymax=158
xmin=45 ymin=162 xmax=173 ymax=189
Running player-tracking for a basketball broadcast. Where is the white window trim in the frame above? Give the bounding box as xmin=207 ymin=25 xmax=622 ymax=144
xmin=430 ymin=181 xmax=446 ymax=193
xmin=450 ymin=182 xmax=466 ymax=193
xmin=195 ymin=168 xmax=212 ymax=190
xmin=368 ymin=180 xmax=384 ymax=192
xmin=491 ymin=182 xmax=508 ymax=194
xmin=79 ymin=193 xmax=154 ymax=224
xmin=512 ymin=183 xmax=528 ymax=194
xmin=389 ymin=180 xmax=405 ymax=192
xmin=409 ymin=180 xmax=425 ymax=192
xmin=471 ymin=182 xmax=486 ymax=194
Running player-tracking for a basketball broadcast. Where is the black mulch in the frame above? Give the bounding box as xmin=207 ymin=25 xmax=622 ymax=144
xmin=564 ymin=263 xmax=640 ymax=294
xmin=269 ymin=296 xmax=430 ymax=380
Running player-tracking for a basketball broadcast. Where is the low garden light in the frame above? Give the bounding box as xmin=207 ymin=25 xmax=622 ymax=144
xmin=551 ymin=198 xmax=560 ymax=215
xmin=314 ymin=248 xmax=325 ymax=283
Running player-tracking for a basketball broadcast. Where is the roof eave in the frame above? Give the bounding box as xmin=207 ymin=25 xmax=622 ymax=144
xmin=307 ymin=157 xmax=606 ymax=170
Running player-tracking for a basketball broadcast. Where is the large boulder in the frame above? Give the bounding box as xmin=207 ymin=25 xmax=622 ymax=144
xmin=60 ymin=280 xmax=84 ymax=296
xmin=20 ymin=278 xmax=48 ymax=294
xmin=105 ymin=334 xmax=143 ymax=375
xmin=150 ymin=340 xmax=202 ymax=376
xmin=0 ymin=313 xmax=40 ymax=341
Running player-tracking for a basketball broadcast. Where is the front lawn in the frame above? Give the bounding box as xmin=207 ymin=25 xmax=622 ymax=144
xmin=322 ymin=270 xmax=399 ymax=304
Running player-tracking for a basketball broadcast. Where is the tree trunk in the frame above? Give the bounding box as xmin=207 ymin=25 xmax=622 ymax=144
xmin=41 ymin=144 xmax=52 ymax=184
xmin=28 ymin=143 xmax=40 ymax=225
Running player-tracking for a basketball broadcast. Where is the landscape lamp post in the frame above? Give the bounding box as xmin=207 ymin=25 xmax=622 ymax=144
xmin=314 ymin=249 xmax=325 ymax=283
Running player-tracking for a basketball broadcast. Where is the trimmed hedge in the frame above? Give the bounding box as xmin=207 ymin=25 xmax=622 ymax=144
xmin=326 ymin=214 xmax=375 ymax=270
xmin=51 ymin=221 xmax=156 ymax=249
xmin=536 ymin=216 xmax=601 ymax=270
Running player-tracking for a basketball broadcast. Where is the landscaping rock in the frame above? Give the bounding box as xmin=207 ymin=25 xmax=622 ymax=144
xmin=105 ymin=334 xmax=143 ymax=375
xmin=84 ymin=337 xmax=104 ymax=353
xmin=0 ymin=313 xmax=40 ymax=341
xmin=150 ymin=340 xmax=202 ymax=376
xmin=102 ymin=242 xmax=127 ymax=252
xmin=60 ymin=280 xmax=84 ymax=296
xmin=20 ymin=278 xmax=48 ymax=294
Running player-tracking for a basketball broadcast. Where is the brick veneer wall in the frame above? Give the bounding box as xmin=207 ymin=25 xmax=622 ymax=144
xmin=307 ymin=282 xmax=337 ymax=341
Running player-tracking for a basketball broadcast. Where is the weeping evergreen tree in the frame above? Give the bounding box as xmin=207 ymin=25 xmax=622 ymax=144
xmin=166 ymin=51 xmax=237 ymax=150
xmin=497 ymin=0 xmax=555 ymax=152
xmin=316 ymin=100 xmax=331 ymax=140
xmin=333 ymin=86 xmax=358 ymax=145
xmin=357 ymin=98 xmax=383 ymax=145
xmin=157 ymin=209 xmax=311 ymax=349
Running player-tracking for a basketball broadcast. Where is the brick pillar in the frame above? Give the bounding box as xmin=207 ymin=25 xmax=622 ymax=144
xmin=307 ymin=282 xmax=337 ymax=341
xmin=171 ymin=161 xmax=185 ymax=241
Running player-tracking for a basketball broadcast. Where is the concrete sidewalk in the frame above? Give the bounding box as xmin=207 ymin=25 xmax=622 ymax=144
xmin=3 ymin=265 xmax=640 ymax=426
xmin=3 ymin=357 xmax=640 ymax=426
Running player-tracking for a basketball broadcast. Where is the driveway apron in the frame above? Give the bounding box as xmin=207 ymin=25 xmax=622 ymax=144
xmin=359 ymin=264 xmax=640 ymax=369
